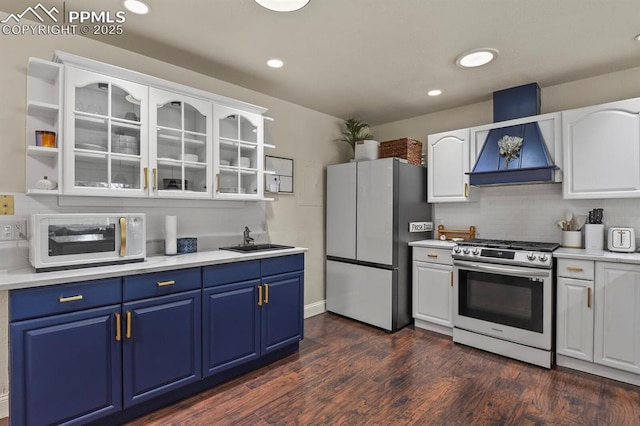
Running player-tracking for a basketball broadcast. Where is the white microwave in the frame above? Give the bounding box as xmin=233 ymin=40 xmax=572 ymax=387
xmin=30 ymin=213 xmax=146 ymax=272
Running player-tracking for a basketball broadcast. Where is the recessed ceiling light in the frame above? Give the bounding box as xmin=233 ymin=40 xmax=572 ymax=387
xmin=123 ymin=0 xmax=150 ymax=15
xmin=267 ymin=59 xmax=284 ymax=68
xmin=427 ymin=89 xmax=442 ymax=97
xmin=255 ymin=0 xmax=310 ymax=12
xmin=456 ymin=48 xmax=499 ymax=68
xmin=635 ymin=33 xmax=640 ymax=41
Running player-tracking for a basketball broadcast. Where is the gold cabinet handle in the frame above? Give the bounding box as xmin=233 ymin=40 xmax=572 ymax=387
xmin=157 ymin=280 xmax=176 ymax=287
xmin=216 ymin=173 xmax=220 ymax=193
xmin=264 ymin=283 xmax=269 ymax=304
xmin=567 ymin=266 xmax=584 ymax=272
xmin=119 ymin=217 xmax=127 ymax=257
xmin=427 ymin=254 xmax=438 ymax=258
xmin=257 ymin=285 xmax=263 ymax=306
xmin=450 ymin=271 xmax=453 ymax=287
xmin=59 ymin=294 xmax=83 ymax=303
xmin=126 ymin=311 xmax=132 ymax=339
xmin=587 ymin=288 xmax=591 ymax=308
xmin=115 ymin=313 xmax=121 ymax=341
xmin=153 ymin=168 xmax=157 ymax=191
xmin=144 ymin=167 xmax=149 ymax=190
xmin=464 ymin=183 xmax=469 ymax=198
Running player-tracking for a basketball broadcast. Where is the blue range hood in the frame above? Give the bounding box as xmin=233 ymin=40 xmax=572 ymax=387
xmin=468 ymin=83 xmax=558 ymax=186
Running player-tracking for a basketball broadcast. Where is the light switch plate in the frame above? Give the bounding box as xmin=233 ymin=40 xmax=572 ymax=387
xmin=1 ymin=195 xmax=15 ymax=215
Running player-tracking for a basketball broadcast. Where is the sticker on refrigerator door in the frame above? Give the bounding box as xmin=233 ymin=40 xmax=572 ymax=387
xmin=409 ymin=222 xmax=433 ymax=232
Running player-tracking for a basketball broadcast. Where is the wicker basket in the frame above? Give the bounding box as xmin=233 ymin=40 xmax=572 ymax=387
xmin=378 ymin=138 xmax=422 ymax=166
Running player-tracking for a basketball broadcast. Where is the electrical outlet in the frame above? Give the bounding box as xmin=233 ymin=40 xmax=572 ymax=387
xmin=0 ymin=218 xmax=27 ymax=241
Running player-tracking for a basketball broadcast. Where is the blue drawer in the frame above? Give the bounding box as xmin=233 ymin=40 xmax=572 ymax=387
xmin=202 ymin=260 xmax=260 ymax=288
xmin=10 ymin=278 xmax=122 ymax=321
xmin=261 ymin=254 xmax=304 ymax=277
xmin=123 ymin=268 xmax=201 ymax=301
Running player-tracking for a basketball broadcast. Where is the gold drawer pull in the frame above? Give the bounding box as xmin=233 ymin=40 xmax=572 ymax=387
xmin=427 ymin=254 xmax=438 ymax=258
xmin=264 ymin=283 xmax=269 ymax=304
xmin=157 ymin=280 xmax=176 ymax=287
xmin=567 ymin=267 xmax=584 ymax=272
xmin=587 ymin=288 xmax=592 ymax=308
xmin=115 ymin=313 xmax=121 ymax=341
xmin=258 ymin=285 xmax=263 ymax=306
xmin=59 ymin=295 xmax=83 ymax=303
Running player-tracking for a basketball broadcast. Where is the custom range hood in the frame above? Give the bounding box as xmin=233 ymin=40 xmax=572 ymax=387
xmin=468 ymin=83 xmax=558 ymax=186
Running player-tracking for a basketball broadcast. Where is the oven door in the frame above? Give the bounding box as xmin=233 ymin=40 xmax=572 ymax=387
xmin=453 ymin=260 xmax=552 ymax=350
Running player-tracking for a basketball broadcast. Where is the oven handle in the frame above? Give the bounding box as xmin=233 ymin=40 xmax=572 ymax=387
xmin=453 ymin=261 xmax=551 ymax=278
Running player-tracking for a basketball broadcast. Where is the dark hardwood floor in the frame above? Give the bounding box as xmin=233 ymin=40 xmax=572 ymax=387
xmin=3 ymin=313 xmax=640 ymax=425
xmin=126 ymin=313 xmax=640 ymax=425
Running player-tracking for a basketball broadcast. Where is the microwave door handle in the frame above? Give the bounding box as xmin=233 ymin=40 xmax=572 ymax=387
xmin=454 ymin=261 xmax=550 ymax=278
xmin=119 ymin=217 xmax=127 ymax=257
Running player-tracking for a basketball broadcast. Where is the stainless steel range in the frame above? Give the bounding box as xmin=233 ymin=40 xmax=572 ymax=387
xmin=452 ymin=239 xmax=560 ymax=368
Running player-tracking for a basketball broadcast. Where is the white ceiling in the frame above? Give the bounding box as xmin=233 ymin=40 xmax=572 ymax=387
xmin=4 ymin=0 xmax=640 ymax=125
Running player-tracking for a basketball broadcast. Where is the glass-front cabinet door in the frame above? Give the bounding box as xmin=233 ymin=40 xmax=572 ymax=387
xmin=213 ymin=105 xmax=263 ymax=200
xmin=63 ymin=67 xmax=148 ymax=196
xmin=149 ymin=89 xmax=212 ymax=198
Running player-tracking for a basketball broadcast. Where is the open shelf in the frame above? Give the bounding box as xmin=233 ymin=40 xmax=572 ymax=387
xmin=28 ymin=101 xmax=59 ymax=119
xmin=27 ymin=146 xmax=59 ymax=158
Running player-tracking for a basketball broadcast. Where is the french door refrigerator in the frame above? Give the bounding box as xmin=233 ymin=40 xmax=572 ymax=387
xmin=326 ymin=157 xmax=432 ymax=331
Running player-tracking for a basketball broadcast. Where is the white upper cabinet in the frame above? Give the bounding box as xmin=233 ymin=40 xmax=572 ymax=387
xmin=149 ymin=88 xmax=212 ymax=199
xmin=25 ymin=58 xmax=63 ymax=195
xmin=562 ymin=98 xmax=640 ymax=199
xmin=427 ymin=128 xmax=470 ymax=202
xmin=63 ymin=67 xmax=148 ymax=197
xmin=213 ymin=105 xmax=264 ymax=200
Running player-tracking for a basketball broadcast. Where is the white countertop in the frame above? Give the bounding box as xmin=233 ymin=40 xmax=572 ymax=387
xmin=0 ymin=247 xmax=307 ymax=292
xmin=408 ymin=239 xmax=456 ymax=249
xmin=554 ymin=247 xmax=640 ymax=264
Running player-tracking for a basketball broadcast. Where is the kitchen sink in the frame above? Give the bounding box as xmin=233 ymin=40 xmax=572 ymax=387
xmin=219 ymin=243 xmax=294 ymax=253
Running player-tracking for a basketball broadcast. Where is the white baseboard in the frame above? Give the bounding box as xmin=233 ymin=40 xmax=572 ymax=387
xmin=304 ymin=300 xmax=326 ymax=318
xmin=0 ymin=393 xmax=8 ymax=419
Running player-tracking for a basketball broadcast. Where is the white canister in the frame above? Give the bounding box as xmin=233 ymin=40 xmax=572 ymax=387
xmin=584 ymin=224 xmax=604 ymax=251
xmin=562 ymin=230 xmax=582 ymax=249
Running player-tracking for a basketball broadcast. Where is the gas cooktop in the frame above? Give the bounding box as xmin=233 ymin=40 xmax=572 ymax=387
xmin=452 ymin=239 xmax=560 ymax=268
xmin=455 ymin=239 xmax=560 ymax=252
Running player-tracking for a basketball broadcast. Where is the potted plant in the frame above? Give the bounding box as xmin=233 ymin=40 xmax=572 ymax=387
xmin=337 ymin=118 xmax=379 ymax=161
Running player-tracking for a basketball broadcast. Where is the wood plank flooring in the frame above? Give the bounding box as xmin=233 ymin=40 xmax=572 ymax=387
xmin=3 ymin=312 xmax=640 ymax=425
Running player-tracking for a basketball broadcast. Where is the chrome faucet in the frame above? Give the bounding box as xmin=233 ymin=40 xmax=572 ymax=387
xmin=243 ymin=226 xmax=254 ymax=246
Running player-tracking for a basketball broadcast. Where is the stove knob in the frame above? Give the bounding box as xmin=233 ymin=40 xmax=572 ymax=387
xmin=538 ymin=254 xmax=548 ymax=262
xmin=472 ymin=248 xmax=481 ymax=255
xmin=463 ymin=247 xmax=470 ymax=254
xmin=453 ymin=246 xmax=461 ymax=254
xmin=526 ymin=252 xmax=536 ymax=261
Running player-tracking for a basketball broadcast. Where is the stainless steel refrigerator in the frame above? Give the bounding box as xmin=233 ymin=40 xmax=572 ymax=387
xmin=326 ymin=157 xmax=433 ymax=331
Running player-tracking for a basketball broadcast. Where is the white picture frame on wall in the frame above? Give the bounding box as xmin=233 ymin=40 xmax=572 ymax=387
xmin=265 ymin=155 xmax=293 ymax=193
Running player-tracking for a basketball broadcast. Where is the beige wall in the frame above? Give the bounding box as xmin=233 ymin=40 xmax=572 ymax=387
xmin=372 ymin=66 xmax=640 ymax=153
xmin=0 ymin=17 xmax=350 ymax=406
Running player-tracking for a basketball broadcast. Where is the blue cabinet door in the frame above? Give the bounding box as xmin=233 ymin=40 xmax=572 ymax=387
xmin=261 ymin=271 xmax=304 ymax=354
xmin=202 ymin=279 xmax=261 ymax=376
xmin=10 ymin=305 xmax=122 ymax=426
xmin=122 ymin=290 xmax=202 ymax=408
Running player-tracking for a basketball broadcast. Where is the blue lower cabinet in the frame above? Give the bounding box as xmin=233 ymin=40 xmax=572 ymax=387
xmin=203 ymin=280 xmax=261 ymax=376
xmin=262 ymin=270 xmax=304 ymax=354
xmin=10 ymin=305 xmax=122 ymax=426
xmin=122 ymin=289 xmax=202 ymax=408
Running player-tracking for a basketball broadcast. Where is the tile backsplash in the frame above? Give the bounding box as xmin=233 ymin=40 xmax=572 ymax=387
xmin=0 ymin=192 xmax=268 ymax=269
xmin=435 ymin=183 xmax=640 ymax=244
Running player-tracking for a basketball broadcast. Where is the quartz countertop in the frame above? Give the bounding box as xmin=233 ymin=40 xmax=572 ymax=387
xmin=554 ymin=247 xmax=640 ymax=264
xmin=408 ymin=239 xmax=456 ymax=249
xmin=0 ymin=247 xmax=307 ymax=291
